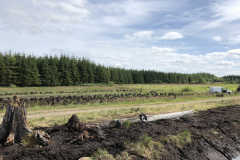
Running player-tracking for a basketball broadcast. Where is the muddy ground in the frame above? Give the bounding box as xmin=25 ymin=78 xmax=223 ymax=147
xmin=1 ymin=105 xmax=240 ymax=160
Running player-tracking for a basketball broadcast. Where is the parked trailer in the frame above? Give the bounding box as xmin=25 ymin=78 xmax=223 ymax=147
xmin=209 ymin=87 xmax=232 ymax=94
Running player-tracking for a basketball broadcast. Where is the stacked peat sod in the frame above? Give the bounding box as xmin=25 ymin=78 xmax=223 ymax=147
xmin=0 ymin=91 xmax=199 ymax=109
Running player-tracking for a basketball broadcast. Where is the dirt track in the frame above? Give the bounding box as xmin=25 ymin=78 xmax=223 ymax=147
xmin=1 ymin=103 xmax=240 ymax=159
xmin=0 ymin=96 xmax=239 ymax=123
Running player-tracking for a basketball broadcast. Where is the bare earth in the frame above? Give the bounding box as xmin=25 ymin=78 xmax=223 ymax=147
xmin=0 ymin=96 xmax=239 ymax=123
xmin=1 ymin=102 xmax=240 ymax=159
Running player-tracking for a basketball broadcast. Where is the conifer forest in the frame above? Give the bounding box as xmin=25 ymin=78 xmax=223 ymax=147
xmin=0 ymin=52 xmax=218 ymax=87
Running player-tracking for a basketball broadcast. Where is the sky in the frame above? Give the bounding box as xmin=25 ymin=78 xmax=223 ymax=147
xmin=0 ymin=0 xmax=240 ymax=77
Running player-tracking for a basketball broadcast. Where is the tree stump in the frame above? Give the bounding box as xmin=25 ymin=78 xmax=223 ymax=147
xmin=0 ymin=95 xmax=50 ymax=146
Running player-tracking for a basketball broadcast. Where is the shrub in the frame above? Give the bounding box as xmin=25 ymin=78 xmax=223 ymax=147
xmin=108 ymin=81 xmax=115 ymax=86
xmin=180 ymin=87 xmax=193 ymax=92
xmin=9 ymin=84 xmax=16 ymax=88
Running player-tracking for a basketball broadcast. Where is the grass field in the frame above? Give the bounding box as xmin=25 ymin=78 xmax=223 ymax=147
xmin=0 ymin=83 xmax=238 ymax=95
xmin=0 ymin=83 xmax=239 ymax=127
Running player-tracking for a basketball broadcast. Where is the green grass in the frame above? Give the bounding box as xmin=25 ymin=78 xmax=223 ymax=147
xmin=1 ymin=83 xmax=240 ymax=128
xmin=124 ymin=134 xmax=166 ymax=159
xmin=124 ymin=120 xmax=131 ymax=128
xmin=25 ymin=96 xmax=240 ymax=128
xmin=91 ymin=149 xmax=115 ymax=160
xmin=0 ymin=83 xmax=238 ymax=97
xmin=160 ymin=130 xmax=191 ymax=148
xmin=180 ymin=86 xmax=193 ymax=92
xmin=21 ymin=91 xmax=238 ymax=113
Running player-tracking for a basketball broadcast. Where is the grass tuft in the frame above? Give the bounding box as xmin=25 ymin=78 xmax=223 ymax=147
xmin=161 ymin=130 xmax=191 ymax=148
xmin=91 ymin=149 xmax=115 ymax=160
xmin=125 ymin=134 xmax=166 ymax=159
xmin=124 ymin=120 xmax=131 ymax=128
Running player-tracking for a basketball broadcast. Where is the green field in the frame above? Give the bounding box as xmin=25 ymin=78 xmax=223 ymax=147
xmin=0 ymin=83 xmax=239 ymax=127
xmin=0 ymin=83 xmax=238 ymax=96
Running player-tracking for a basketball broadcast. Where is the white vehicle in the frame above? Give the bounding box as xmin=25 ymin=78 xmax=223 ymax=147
xmin=209 ymin=87 xmax=232 ymax=94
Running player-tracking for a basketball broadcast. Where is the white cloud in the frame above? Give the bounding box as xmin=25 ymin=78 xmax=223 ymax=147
xmin=227 ymin=49 xmax=240 ymax=54
xmin=66 ymin=0 xmax=88 ymax=7
xmin=0 ymin=0 xmax=90 ymax=34
xmin=227 ymin=49 xmax=240 ymax=58
xmin=165 ymin=60 xmax=186 ymax=64
xmin=157 ymin=32 xmax=184 ymax=40
xmin=205 ymin=52 xmax=227 ymax=59
xmin=125 ymin=31 xmax=184 ymax=41
xmin=124 ymin=30 xmax=155 ymax=40
xmin=151 ymin=46 xmax=177 ymax=54
xmin=202 ymin=0 xmax=240 ymax=28
xmin=32 ymin=0 xmax=89 ymax=16
xmin=228 ymin=35 xmax=240 ymax=45
xmin=215 ymin=61 xmax=235 ymax=66
xmin=95 ymin=0 xmax=183 ymax=28
xmin=1 ymin=0 xmax=240 ymax=77
xmin=99 ymin=0 xmax=175 ymax=16
xmin=212 ymin=36 xmax=222 ymax=42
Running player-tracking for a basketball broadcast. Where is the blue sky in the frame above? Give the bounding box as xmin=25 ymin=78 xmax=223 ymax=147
xmin=0 ymin=0 xmax=240 ymax=77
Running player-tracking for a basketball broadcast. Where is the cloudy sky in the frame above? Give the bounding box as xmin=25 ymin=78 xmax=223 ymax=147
xmin=0 ymin=0 xmax=240 ymax=77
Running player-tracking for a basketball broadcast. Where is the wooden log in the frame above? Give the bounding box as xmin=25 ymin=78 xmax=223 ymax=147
xmin=0 ymin=95 xmax=50 ymax=146
xmin=98 ymin=110 xmax=194 ymax=128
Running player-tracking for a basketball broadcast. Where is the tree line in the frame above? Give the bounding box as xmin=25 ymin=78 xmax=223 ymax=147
xmin=222 ymin=75 xmax=240 ymax=82
xmin=0 ymin=52 xmax=217 ymax=87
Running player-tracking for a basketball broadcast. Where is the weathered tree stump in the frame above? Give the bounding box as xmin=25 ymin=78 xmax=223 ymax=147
xmin=0 ymin=95 xmax=50 ymax=146
xmin=65 ymin=114 xmax=85 ymax=132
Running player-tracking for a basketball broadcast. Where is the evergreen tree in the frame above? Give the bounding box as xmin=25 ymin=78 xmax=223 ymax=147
xmin=49 ymin=56 xmax=60 ymax=86
xmin=110 ymin=68 xmax=120 ymax=84
xmin=3 ymin=54 xmax=18 ymax=86
xmin=87 ymin=61 xmax=95 ymax=83
xmin=38 ymin=56 xmax=51 ymax=86
xmin=95 ymin=65 xmax=109 ymax=83
xmin=78 ymin=58 xmax=89 ymax=83
xmin=58 ymin=55 xmax=72 ymax=86
xmin=0 ymin=53 xmax=6 ymax=85
xmin=70 ymin=57 xmax=80 ymax=85
xmin=18 ymin=55 xmax=41 ymax=86
xmin=0 ymin=51 xmax=219 ymax=86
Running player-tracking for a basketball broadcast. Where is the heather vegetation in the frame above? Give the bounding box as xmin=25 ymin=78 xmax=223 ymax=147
xmin=0 ymin=52 xmax=217 ymax=87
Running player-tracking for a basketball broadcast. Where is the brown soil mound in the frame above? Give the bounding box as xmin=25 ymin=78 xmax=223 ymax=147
xmin=1 ymin=105 xmax=240 ymax=160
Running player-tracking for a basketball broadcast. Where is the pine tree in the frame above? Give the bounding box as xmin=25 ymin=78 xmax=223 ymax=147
xmin=0 ymin=53 xmax=6 ymax=86
xmin=95 ymin=65 xmax=109 ymax=83
xmin=58 ymin=55 xmax=72 ymax=86
xmin=48 ymin=56 xmax=60 ymax=86
xmin=29 ymin=56 xmax=41 ymax=86
xmin=3 ymin=54 xmax=18 ymax=86
xmin=70 ymin=57 xmax=80 ymax=85
xmin=87 ymin=62 xmax=95 ymax=83
xmin=78 ymin=58 xmax=89 ymax=83
xmin=110 ymin=68 xmax=120 ymax=84
xmin=38 ymin=56 xmax=51 ymax=86
xmin=17 ymin=55 xmax=41 ymax=86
